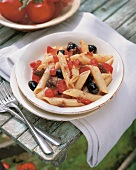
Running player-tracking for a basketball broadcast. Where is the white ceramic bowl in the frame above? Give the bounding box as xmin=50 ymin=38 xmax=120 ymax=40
xmin=0 ymin=0 xmax=80 ymax=31
xmin=15 ymin=31 xmax=124 ymax=115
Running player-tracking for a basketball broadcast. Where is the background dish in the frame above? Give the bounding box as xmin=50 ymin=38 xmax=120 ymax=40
xmin=10 ymin=66 xmax=94 ymax=121
xmin=0 ymin=0 xmax=80 ymax=31
xmin=15 ymin=32 xmax=124 ymax=115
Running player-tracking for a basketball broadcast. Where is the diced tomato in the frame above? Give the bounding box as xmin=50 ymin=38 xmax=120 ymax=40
xmin=64 ymin=50 xmax=69 ymax=55
xmin=32 ymin=74 xmax=41 ymax=83
xmin=77 ymin=97 xmax=91 ymax=105
xmin=45 ymin=88 xmax=55 ymax=97
xmin=79 ymin=66 xmax=90 ymax=74
xmin=30 ymin=60 xmax=42 ymax=70
xmin=73 ymin=59 xmax=80 ymax=67
xmin=67 ymin=60 xmax=73 ymax=70
xmin=17 ymin=162 xmax=36 ymax=170
xmin=36 ymin=60 xmax=42 ymax=67
xmin=57 ymin=79 xmax=67 ymax=93
xmin=50 ymin=68 xmax=56 ymax=76
xmin=47 ymin=46 xmax=58 ymax=55
xmin=102 ymin=62 xmax=113 ymax=74
xmin=30 ymin=62 xmax=37 ymax=69
xmin=90 ymin=58 xmax=98 ymax=66
xmin=2 ymin=162 xmax=10 ymax=170
xmin=52 ymin=87 xmax=59 ymax=95
xmin=53 ymin=55 xmax=59 ymax=62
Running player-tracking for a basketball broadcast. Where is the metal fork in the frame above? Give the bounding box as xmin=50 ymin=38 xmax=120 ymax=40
xmin=0 ymin=99 xmax=53 ymax=154
xmin=0 ymin=81 xmax=61 ymax=146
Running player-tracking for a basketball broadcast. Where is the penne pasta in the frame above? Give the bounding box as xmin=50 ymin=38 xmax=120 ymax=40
xmin=80 ymin=40 xmax=89 ymax=52
xmin=89 ymin=65 xmax=108 ymax=93
xmin=75 ymin=70 xmax=90 ymax=90
xmin=63 ymin=89 xmax=102 ymax=102
xmin=43 ymin=97 xmax=84 ymax=107
xmin=70 ymin=65 xmax=79 ymax=84
xmin=57 ymin=52 xmax=72 ymax=88
xmin=34 ymin=67 xmax=51 ymax=94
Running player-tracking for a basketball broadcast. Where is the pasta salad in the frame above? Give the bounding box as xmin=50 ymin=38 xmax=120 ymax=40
xmin=28 ymin=39 xmax=114 ymax=107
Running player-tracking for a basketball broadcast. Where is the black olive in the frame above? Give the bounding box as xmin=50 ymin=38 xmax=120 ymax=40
xmin=87 ymin=81 xmax=99 ymax=94
xmin=56 ymin=69 xmax=63 ymax=79
xmin=88 ymin=45 xmax=97 ymax=53
xmin=67 ymin=42 xmax=77 ymax=51
xmin=28 ymin=81 xmax=38 ymax=91
xmin=57 ymin=50 xmax=65 ymax=55
xmin=85 ymin=74 xmax=94 ymax=85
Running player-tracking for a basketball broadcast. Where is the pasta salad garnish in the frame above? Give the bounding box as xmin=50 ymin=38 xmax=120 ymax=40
xmin=28 ymin=40 xmax=114 ymax=107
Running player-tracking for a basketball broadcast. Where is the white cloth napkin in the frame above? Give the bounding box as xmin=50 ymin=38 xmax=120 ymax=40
xmin=0 ymin=12 xmax=136 ymax=167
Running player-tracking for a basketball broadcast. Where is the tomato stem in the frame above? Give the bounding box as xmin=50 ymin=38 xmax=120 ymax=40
xmin=20 ymin=0 xmax=29 ymax=9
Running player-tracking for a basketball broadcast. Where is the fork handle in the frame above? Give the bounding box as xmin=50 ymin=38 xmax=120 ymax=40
xmin=7 ymin=107 xmax=61 ymax=146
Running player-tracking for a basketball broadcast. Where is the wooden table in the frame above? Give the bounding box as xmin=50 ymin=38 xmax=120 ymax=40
xmin=0 ymin=0 xmax=136 ymax=167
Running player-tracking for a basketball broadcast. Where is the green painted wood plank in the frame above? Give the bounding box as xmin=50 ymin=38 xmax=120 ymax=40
xmin=78 ymin=0 xmax=108 ymax=13
xmin=0 ymin=32 xmax=25 ymax=49
xmin=117 ymin=13 xmax=136 ymax=40
xmin=34 ymin=118 xmax=63 ymax=134
xmin=105 ymin=0 xmax=136 ymax=29
xmin=93 ymin=0 xmax=129 ymax=21
xmin=0 ymin=27 xmax=18 ymax=45
xmin=129 ymin=33 xmax=136 ymax=44
xmin=18 ymin=130 xmax=37 ymax=151
xmin=0 ymin=113 xmax=12 ymax=127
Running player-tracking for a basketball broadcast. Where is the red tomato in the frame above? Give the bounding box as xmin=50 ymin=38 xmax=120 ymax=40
xmin=53 ymin=55 xmax=59 ymax=62
xmin=67 ymin=60 xmax=73 ymax=70
xmin=50 ymin=68 xmax=56 ymax=76
xmin=45 ymin=88 xmax=55 ymax=97
xmin=77 ymin=98 xmax=91 ymax=105
xmin=57 ymin=79 xmax=67 ymax=93
xmin=2 ymin=162 xmax=10 ymax=170
xmin=26 ymin=0 xmax=55 ymax=24
xmin=47 ymin=46 xmax=58 ymax=55
xmin=32 ymin=74 xmax=41 ymax=83
xmin=0 ymin=0 xmax=26 ymax=23
xmin=73 ymin=59 xmax=80 ymax=67
xmin=30 ymin=62 xmax=37 ymax=69
xmin=90 ymin=58 xmax=98 ymax=66
xmin=17 ymin=162 xmax=36 ymax=170
xmin=47 ymin=0 xmax=60 ymax=2
xmin=103 ymin=62 xmax=113 ymax=73
xmin=53 ymin=1 xmax=62 ymax=17
xmin=79 ymin=66 xmax=90 ymax=74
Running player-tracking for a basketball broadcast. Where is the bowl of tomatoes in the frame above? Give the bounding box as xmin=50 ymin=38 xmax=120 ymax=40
xmin=0 ymin=0 xmax=80 ymax=31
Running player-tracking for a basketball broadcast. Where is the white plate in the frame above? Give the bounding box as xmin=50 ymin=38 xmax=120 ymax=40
xmin=10 ymin=66 xmax=94 ymax=121
xmin=0 ymin=0 xmax=80 ymax=31
xmin=15 ymin=32 xmax=124 ymax=115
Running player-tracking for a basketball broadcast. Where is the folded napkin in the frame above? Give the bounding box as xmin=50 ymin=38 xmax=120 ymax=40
xmin=0 ymin=12 xmax=136 ymax=167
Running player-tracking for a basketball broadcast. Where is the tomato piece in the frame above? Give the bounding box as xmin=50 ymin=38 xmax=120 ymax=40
xmin=32 ymin=74 xmax=41 ymax=83
xmin=50 ymin=68 xmax=56 ymax=76
xmin=47 ymin=46 xmax=58 ymax=55
xmin=77 ymin=98 xmax=91 ymax=105
xmin=67 ymin=60 xmax=73 ymax=70
xmin=102 ymin=63 xmax=113 ymax=73
xmin=90 ymin=58 xmax=98 ymax=66
xmin=2 ymin=162 xmax=10 ymax=170
xmin=47 ymin=0 xmax=60 ymax=2
xmin=79 ymin=66 xmax=90 ymax=74
xmin=57 ymin=79 xmax=67 ymax=93
xmin=26 ymin=0 xmax=55 ymax=24
xmin=53 ymin=55 xmax=59 ymax=62
xmin=0 ymin=0 xmax=26 ymax=23
xmin=17 ymin=162 xmax=36 ymax=170
xmin=30 ymin=62 xmax=37 ymax=69
xmin=52 ymin=87 xmax=59 ymax=95
xmin=45 ymin=88 xmax=55 ymax=97
xmin=73 ymin=59 xmax=80 ymax=67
